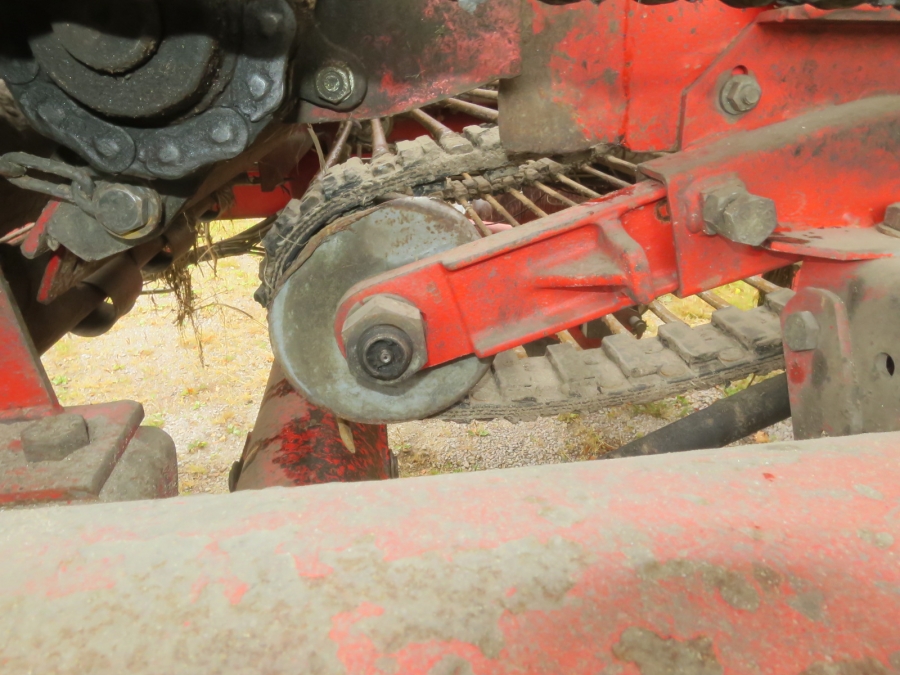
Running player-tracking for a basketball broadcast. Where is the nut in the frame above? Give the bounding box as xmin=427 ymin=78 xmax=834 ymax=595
xmin=315 ymin=64 xmax=354 ymax=105
xmin=22 ymin=413 xmax=90 ymax=463
xmin=720 ymin=74 xmax=762 ymax=115
xmin=702 ymin=183 xmax=777 ymax=246
xmin=341 ymin=295 xmax=427 ymax=385
xmin=94 ymin=183 xmax=162 ymax=237
xmin=784 ymin=311 xmax=819 ymax=352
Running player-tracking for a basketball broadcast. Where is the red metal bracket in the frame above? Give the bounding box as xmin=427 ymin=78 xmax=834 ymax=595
xmin=334 ymin=97 xmax=900 ymax=370
xmin=335 ymin=182 xmax=674 ymax=367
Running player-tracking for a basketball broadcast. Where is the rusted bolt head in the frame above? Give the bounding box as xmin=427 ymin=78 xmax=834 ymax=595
xmin=341 ymin=295 xmax=427 ymax=385
xmin=315 ymin=65 xmax=354 ymax=105
xmin=94 ymin=184 xmax=162 ymax=237
xmin=883 ymin=203 xmax=900 ymax=231
xmin=703 ymin=184 xmax=777 ymax=246
xmin=784 ymin=311 xmax=819 ymax=352
xmin=720 ymin=74 xmax=762 ymax=115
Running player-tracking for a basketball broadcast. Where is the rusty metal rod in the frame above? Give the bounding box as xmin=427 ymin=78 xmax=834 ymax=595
xmin=580 ymin=164 xmax=631 ymax=190
xmin=484 ymin=194 xmax=521 ymax=227
xmin=744 ymin=275 xmax=783 ymax=294
xmin=508 ymin=188 xmax=548 ymax=218
xmin=464 ymin=88 xmax=499 ymax=101
xmin=555 ymin=174 xmax=603 ymax=199
xmin=602 ymin=314 xmax=630 ymax=336
xmin=439 ymin=97 xmax=499 ymax=122
xmin=533 ymin=181 xmax=578 ymax=207
xmin=407 ymin=108 xmax=453 ymax=140
xmin=648 ymin=300 xmax=685 ymax=325
xmin=318 ymin=121 xmax=354 ymax=177
xmin=697 ymin=291 xmax=732 ymax=310
xmin=599 ymin=154 xmax=639 ymax=176
xmin=457 ymin=194 xmax=492 ymax=238
xmin=369 ymin=119 xmax=391 ymax=160
xmin=461 ymin=173 xmax=522 ymax=227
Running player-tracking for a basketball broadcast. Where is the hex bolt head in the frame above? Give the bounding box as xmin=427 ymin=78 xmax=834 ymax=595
xmin=341 ymin=295 xmax=428 ymax=385
xmin=784 ymin=311 xmax=820 ymax=352
xmin=315 ymin=65 xmax=354 ymax=105
xmin=702 ymin=183 xmax=778 ymax=246
xmin=720 ymin=74 xmax=762 ymax=115
xmin=883 ymin=203 xmax=900 ymax=231
xmin=94 ymin=184 xmax=162 ymax=237
xmin=21 ymin=413 xmax=90 ymax=463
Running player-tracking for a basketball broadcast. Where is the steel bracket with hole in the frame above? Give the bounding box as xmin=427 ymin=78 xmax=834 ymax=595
xmin=782 ymin=256 xmax=900 ymax=440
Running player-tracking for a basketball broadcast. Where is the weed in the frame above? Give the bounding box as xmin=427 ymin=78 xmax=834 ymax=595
xmin=557 ymin=412 xmax=580 ymax=423
xmin=145 ymin=413 xmax=166 ymax=428
xmin=629 ymin=400 xmax=672 ymax=419
xmin=51 ymin=375 xmax=69 ymax=386
xmin=187 ymin=440 xmax=208 ymax=453
xmin=467 ymin=425 xmax=490 ymax=437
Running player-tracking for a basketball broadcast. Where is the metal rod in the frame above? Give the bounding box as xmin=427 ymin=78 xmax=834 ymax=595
xmin=460 ymin=172 xmax=522 ymax=227
xmin=533 ymin=181 xmax=578 ymax=207
xmin=407 ymin=108 xmax=453 ymax=140
xmin=484 ymin=194 xmax=521 ymax=227
xmin=697 ymin=291 xmax=732 ymax=311
xmin=598 ymin=154 xmax=639 ymax=176
xmin=580 ymin=164 xmax=631 ymax=190
xmin=744 ymin=275 xmax=783 ymax=295
xmin=370 ymin=119 xmax=391 ymax=159
xmin=606 ymin=373 xmax=791 ymax=459
xmin=464 ymin=88 xmax=499 ymax=101
xmin=508 ymin=188 xmax=548 ymax=218
xmin=457 ymin=195 xmax=492 ymax=238
xmin=602 ymin=314 xmax=629 ymax=336
xmin=439 ymin=98 xmax=499 ymax=122
xmin=648 ymin=300 xmax=685 ymax=325
xmin=555 ymin=174 xmax=603 ymax=199
xmin=318 ymin=121 xmax=354 ymax=177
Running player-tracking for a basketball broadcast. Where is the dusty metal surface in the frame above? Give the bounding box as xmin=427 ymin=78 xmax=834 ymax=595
xmin=783 ymin=257 xmax=900 ymax=440
xmin=296 ymin=0 xmax=521 ymax=123
xmin=1 ymin=432 xmax=900 ymax=672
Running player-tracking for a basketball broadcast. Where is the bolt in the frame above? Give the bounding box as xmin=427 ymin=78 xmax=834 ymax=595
xmin=248 ymin=73 xmax=271 ymax=101
xmin=358 ymin=324 xmax=414 ymax=381
xmin=315 ymin=64 xmax=354 ymax=105
xmin=720 ymin=74 xmax=762 ymax=115
xmin=784 ymin=311 xmax=820 ymax=352
xmin=210 ymin=123 xmax=234 ymax=144
xmin=94 ymin=136 xmax=122 ymax=158
xmin=341 ymin=294 xmax=428 ymax=385
xmin=157 ymin=142 xmax=181 ymax=165
xmin=21 ymin=413 xmax=90 ymax=463
xmin=702 ymin=183 xmax=777 ymax=246
xmin=883 ymin=203 xmax=900 ymax=231
xmin=94 ymin=184 xmax=161 ymax=236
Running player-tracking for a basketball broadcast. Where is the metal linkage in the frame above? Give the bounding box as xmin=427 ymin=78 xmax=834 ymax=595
xmin=0 ymin=153 xmax=163 ymax=241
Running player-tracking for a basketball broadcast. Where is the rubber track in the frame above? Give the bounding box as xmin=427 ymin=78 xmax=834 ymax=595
xmin=257 ymin=123 xmax=791 ymax=423
xmin=256 ymin=126 xmax=512 ymax=305
xmin=435 ymin=289 xmax=793 ymax=422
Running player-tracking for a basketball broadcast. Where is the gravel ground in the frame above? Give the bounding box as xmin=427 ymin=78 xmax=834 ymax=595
xmin=40 ymin=225 xmax=792 ymax=493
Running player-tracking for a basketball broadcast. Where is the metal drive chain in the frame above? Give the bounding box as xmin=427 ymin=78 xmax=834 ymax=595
xmin=257 ymin=124 xmax=790 ymax=422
